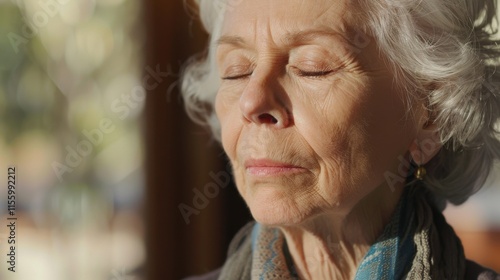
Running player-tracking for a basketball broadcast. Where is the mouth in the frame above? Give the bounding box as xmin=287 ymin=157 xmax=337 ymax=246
xmin=244 ymin=158 xmax=307 ymax=177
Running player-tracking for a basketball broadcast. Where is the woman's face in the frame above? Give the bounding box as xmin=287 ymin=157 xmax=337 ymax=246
xmin=215 ymin=0 xmax=422 ymax=225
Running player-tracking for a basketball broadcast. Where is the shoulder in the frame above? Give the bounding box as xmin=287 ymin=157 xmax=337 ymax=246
xmin=465 ymin=260 xmax=500 ymax=280
xmin=182 ymin=221 xmax=256 ymax=280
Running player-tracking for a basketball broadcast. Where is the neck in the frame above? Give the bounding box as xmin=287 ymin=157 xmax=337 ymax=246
xmin=279 ymin=184 xmax=405 ymax=280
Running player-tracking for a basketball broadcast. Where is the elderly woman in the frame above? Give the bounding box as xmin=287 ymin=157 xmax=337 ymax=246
xmin=181 ymin=0 xmax=500 ymax=279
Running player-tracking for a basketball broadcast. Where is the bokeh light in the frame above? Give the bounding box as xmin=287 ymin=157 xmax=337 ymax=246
xmin=0 ymin=0 xmax=145 ymax=279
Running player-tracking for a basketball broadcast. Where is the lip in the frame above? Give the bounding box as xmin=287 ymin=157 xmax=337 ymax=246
xmin=244 ymin=158 xmax=306 ymax=176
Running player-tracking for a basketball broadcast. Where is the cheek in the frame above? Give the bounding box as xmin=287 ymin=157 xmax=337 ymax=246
xmin=293 ymin=76 xmax=367 ymax=155
xmin=215 ymin=90 xmax=243 ymax=167
xmin=293 ymin=75 xmax=409 ymax=193
xmin=293 ymin=79 xmax=371 ymax=188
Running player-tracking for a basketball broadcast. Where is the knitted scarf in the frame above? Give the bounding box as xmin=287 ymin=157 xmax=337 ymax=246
xmin=218 ymin=186 xmax=466 ymax=279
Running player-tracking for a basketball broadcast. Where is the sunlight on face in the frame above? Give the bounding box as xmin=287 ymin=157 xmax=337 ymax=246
xmin=215 ymin=0 xmax=420 ymax=226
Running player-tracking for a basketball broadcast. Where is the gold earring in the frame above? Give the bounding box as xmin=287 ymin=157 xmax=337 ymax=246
xmin=415 ymin=165 xmax=426 ymax=180
xmin=412 ymin=144 xmax=426 ymax=181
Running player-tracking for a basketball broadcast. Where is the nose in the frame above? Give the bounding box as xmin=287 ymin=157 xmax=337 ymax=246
xmin=239 ymin=71 xmax=291 ymax=128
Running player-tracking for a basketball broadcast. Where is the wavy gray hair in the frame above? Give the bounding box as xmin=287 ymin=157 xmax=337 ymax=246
xmin=181 ymin=0 xmax=500 ymax=207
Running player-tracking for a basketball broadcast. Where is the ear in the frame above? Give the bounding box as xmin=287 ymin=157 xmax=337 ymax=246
xmin=408 ymin=111 xmax=442 ymax=165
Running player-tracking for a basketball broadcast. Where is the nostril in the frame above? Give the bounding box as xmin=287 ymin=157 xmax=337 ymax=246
xmin=258 ymin=113 xmax=278 ymax=124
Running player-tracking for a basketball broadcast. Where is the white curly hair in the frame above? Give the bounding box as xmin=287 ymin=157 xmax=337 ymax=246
xmin=180 ymin=0 xmax=500 ymax=207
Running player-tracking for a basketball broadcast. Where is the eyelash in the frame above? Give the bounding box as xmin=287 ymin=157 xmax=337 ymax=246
xmin=221 ymin=68 xmax=335 ymax=80
xmin=221 ymin=73 xmax=252 ymax=80
xmin=296 ymin=69 xmax=335 ymax=77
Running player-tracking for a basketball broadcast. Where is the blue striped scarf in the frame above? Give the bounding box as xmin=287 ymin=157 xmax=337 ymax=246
xmin=249 ymin=186 xmax=463 ymax=279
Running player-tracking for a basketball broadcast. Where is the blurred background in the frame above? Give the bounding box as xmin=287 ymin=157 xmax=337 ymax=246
xmin=1 ymin=0 xmax=145 ymax=279
xmin=0 ymin=0 xmax=498 ymax=280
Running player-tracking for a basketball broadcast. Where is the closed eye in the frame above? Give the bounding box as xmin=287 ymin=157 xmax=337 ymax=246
xmin=289 ymin=65 xmax=339 ymax=78
xmin=221 ymin=72 xmax=253 ymax=80
xmin=296 ymin=70 xmax=335 ymax=77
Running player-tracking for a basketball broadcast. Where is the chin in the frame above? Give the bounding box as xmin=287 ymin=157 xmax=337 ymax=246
xmin=246 ymin=191 xmax=314 ymax=227
xmin=251 ymin=208 xmax=309 ymax=227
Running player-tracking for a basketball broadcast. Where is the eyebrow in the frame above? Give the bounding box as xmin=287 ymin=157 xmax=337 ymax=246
xmin=285 ymin=29 xmax=347 ymax=46
xmin=216 ymin=29 xmax=347 ymax=48
xmin=216 ymin=35 xmax=247 ymax=48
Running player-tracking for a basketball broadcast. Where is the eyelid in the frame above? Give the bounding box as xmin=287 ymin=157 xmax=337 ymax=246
xmin=289 ymin=64 xmax=340 ymax=78
xmin=289 ymin=45 xmax=345 ymax=72
xmin=218 ymin=47 xmax=255 ymax=75
xmin=220 ymin=63 xmax=254 ymax=80
xmin=221 ymin=72 xmax=253 ymax=80
xmin=294 ymin=58 xmax=339 ymax=69
xmin=297 ymin=69 xmax=335 ymax=76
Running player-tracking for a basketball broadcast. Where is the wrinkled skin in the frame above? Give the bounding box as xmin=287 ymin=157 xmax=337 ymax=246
xmin=214 ymin=0 xmax=440 ymax=278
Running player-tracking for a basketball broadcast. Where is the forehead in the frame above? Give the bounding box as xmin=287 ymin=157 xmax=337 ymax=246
xmin=220 ymin=0 xmax=358 ymax=48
